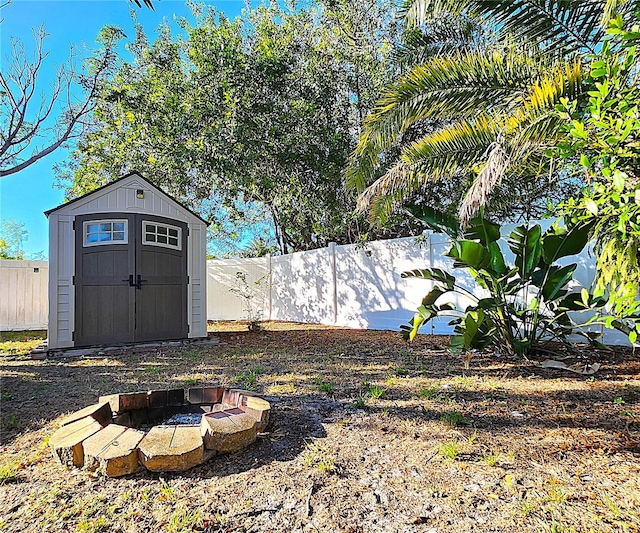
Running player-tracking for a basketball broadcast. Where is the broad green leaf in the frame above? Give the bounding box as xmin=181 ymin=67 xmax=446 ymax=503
xmin=541 ymin=264 xmax=576 ymax=301
xmin=508 ymin=224 xmax=542 ymax=277
xmin=448 ymin=240 xmax=491 ymax=270
xmin=541 ymin=220 xmax=592 ymax=263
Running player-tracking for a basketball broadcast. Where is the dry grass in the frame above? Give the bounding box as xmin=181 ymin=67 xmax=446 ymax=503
xmin=1 ymin=324 xmax=639 ymax=532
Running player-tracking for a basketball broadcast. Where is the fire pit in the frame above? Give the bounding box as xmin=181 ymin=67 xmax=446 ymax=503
xmin=49 ymin=386 xmax=270 ymax=477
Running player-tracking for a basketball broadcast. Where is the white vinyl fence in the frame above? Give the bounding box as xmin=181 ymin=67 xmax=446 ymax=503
xmin=0 ymin=260 xmax=48 ymax=331
xmin=207 ymin=233 xmax=628 ymax=345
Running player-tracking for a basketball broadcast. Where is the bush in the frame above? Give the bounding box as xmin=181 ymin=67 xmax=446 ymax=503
xmin=401 ymin=210 xmax=608 ymax=358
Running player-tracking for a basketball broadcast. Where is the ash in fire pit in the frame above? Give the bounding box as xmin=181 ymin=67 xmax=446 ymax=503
xmin=163 ymin=413 xmax=203 ymax=425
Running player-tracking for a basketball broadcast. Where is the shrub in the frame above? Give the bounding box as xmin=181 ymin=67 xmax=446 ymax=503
xmin=401 ymin=209 xmax=608 ymax=358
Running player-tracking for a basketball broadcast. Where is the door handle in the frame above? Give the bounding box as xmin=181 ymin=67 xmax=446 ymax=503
xmin=136 ymin=274 xmax=147 ymax=290
xmin=122 ymin=275 xmax=134 ymax=287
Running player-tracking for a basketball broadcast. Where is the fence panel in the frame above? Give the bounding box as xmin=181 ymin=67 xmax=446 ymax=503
xmin=0 ymin=260 xmax=48 ymax=331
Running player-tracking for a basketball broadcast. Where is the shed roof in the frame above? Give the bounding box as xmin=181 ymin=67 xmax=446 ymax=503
xmin=45 ymin=171 xmax=209 ymax=225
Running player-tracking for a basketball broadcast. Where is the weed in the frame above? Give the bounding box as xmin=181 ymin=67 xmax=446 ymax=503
xmin=301 ymin=442 xmax=336 ymax=473
xmin=316 ymin=379 xmax=336 ymax=394
xmin=395 ymin=367 xmax=411 ymax=377
xmin=0 ymin=461 xmax=21 ymax=485
xmin=3 ymin=414 xmax=21 ymax=430
xmin=481 ymin=452 xmax=501 ymax=467
xmin=547 ymin=522 xmax=577 ymax=533
xmin=440 ymin=411 xmax=470 ymax=427
xmin=437 ymin=441 xmax=460 ymax=460
xmin=184 ymin=377 xmax=201 ymax=386
xmin=520 ymin=500 xmax=537 ymax=517
xmin=385 ymin=376 xmax=399 ymax=387
xmin=74 ymin=517 xmax=107 ymax=533
xmin=602 ymin=492 xmax=621 ymax=519
xmin=0 ymin=392 xmax=12 ymax=401
xmin=613 ymin=396 xmax=625 ymax=405
xmin=181 ymin=349 xmax=202 ymax=361
xmin=367 ymin=385 xmax=386 ymax=400
xmin=504 ymin=475 xmax=515 ymax=490
xmin=167 ymin=508 xmax=202 ymax=533
xmin=546 ymin=478 xmax=568 ymax=503
xmin=418 ymin=385 xmax=442 ymax=400
xmin=352 ymin=396 xmax=366 ymax=409
xmin=268 ymin=383 xmax=295 ymax=394
xmin=159 ymin=480 xmax=176 ymax=501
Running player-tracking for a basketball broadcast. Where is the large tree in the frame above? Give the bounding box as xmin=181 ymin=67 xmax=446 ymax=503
xmin=347 ymin=0 xmax=635 ymax=226
xmin=58 ymin=2 xmax=403 ymax=254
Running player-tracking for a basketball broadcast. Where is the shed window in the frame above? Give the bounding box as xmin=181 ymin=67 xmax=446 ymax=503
xmin=143 ymin=221 xmax=181 ymax=250
xmin=83 ymin=220 xmax=128 ymax=247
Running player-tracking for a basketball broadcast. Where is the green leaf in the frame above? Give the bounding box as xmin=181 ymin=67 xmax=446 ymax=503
xmin=407 ymin=205 xmax=459 ymax=238
xmin=448 ymin=240 xmax=491 ymax=270
xmin=612 ymin=170 xmax=626 ymax=192
xmin=584 ymin=198 xmax=599 ymax=215
xmin=541 ymin=264 xmax=577 ymax=301
xmin=401 ymin=268 xmax=456 ymax=290
xmin=508 ymin=224 xmax=542 ymax=277
xmin=464 ymin=215 xmax=501 ymax=246
xmin=541 ymin=220 xmax=592 ymax=263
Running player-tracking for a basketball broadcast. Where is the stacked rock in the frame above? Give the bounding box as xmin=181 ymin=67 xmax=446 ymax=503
xmin=49 ymin=387 xmax=270 ymax=477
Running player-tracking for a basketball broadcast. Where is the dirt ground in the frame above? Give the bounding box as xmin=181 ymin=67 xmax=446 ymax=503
xmin=1 ymin=322 xmax=639 ymax=533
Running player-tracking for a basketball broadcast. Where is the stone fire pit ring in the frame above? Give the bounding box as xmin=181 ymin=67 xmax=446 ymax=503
xmin=49 ymin=387 xmax=270 ymax=477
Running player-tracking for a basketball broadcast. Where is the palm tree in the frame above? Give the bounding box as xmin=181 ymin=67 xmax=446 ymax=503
xmin=348 ymin=0 xmax=633 ymax=226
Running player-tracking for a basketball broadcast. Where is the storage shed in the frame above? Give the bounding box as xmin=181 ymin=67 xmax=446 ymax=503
xmin=45 ymin=171 xmax=208 ymax=349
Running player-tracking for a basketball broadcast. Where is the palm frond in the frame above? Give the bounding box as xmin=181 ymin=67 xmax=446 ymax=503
xmin=404 ymin=0 xmax=609 ymax=53
xmin=346 ymin=49 xmax=549 ymax=192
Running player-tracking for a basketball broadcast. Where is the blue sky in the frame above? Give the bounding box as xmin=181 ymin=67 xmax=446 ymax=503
xmin=0 ymin=0 xmax=246 ymax=258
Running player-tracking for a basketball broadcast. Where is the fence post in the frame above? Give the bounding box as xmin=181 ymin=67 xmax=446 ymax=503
xmin=267 ymin=254 xmax=272 ymax=321
xmin=328 ymin=242 xmax=337 ymax=324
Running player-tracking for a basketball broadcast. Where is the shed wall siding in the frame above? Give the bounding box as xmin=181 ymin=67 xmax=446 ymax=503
xmin=187 ymin=223 xmax=208 ymax=338
xmin=56 ymin=178 xmax=197 ymax=225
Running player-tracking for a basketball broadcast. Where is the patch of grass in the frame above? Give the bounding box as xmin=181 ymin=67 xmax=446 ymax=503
xmin=352 ymin=396 xmax=366 ymax=409
xmin=3 ymin=414 xmax=21 ymax=430
xmin=0 ymin=460 xmax=21 ymax=485
xmin=316 ymin=379 xmax=336 ymax=394
xmin=437 ymin=441 xmax=460 ymax=461
xmin=159 ymin=480 xmax=176 ymax=501
xmin=267 ymin=382 xmax=295 ymax=394
xmin=0 ymin=330 xmax=46 ymax=356
xmin=301 ymin=442 xmax=335 ymax=473
xmin=232 ymin=367 xmax=264 ymax=390
xmin=367 ymin=384 xmax=386 ymax=400
xmin=181 ymin=349 xmax=202 ymax=361
xmin=481 ymin=451 xmax=501 ymax=467
xmin=417 ymin=385 xmax=442 ymax=400
xmin=167 ymin=508 xmax=202 ymax=533
xmin=440 ymin=411 xmax=470 ymax=427
xmin=520 ymin=500 xmax=538 ymax=517
xmin=74 ymin=517 xmax=108 ymax=533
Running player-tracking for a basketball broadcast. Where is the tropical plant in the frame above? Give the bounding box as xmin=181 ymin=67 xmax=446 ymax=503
xmin=401 ymin=209 xmax=609 ymax=358
xmin=347 ymin=0 xmax=635 ymax=226
xmin=556 ymin=14 xmax=640 ymax=338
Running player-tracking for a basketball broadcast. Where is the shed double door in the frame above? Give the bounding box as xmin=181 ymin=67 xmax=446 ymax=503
xmin=74 ymin=213 xmax=188 ymax=346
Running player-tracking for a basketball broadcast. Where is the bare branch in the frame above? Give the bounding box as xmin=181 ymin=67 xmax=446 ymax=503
xmin=0 ymin=24 xmax=121 ymax=177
